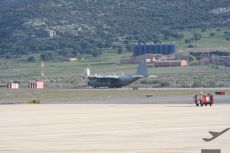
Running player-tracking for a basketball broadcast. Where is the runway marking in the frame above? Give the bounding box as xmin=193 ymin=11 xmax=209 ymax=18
xmin=203 ymin=128 xmax=230 ymax=142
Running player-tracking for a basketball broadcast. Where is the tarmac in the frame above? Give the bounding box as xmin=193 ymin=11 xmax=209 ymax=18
xmin=0 ymin=103 xmax=230 ymax=153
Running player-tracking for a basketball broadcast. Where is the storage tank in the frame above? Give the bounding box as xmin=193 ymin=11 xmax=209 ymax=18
xmin=137 ymin=45 xmax=142 ymax=56
xmin=159 ymin=44 xmax=164 ymax=54
xmin=140 ymin=44 xmax=145 ymax=55
xmin=133 ymin=45 xmax=138 ymax=56
xmin=150 ymin=45 xmax=154 ymax=54
xmin=169 ymin=44 xmax=176 ymax=54
xmin=153 ymin=44 xmax=158 ymax=54
xmin=143 ymin=45 xmax=148 ymax=54
xmin=147 ymin=45 xmax=153 ymax=54
xmin=165 ymin=44 xmax=170 ymax=55
xmin=156 ymin=44 xmax=160 ymax=54
xmin=162 ymin=44 xmax=167 ymax=55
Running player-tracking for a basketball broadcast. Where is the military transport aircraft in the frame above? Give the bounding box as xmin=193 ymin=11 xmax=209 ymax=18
xmin=87 ymin=60 xmax=154 ymax=88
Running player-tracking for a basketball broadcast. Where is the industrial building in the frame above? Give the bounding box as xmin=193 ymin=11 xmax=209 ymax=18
xmin=120 ymin=54 xmax=175 ymax=64
xmin=120 ymin=54 xmax=157 ymax=64
xmin=154 ymin=60 xmax=188 ymax=67
xmin=133 ymin=44 xmax=176 ymax=57
xmin=120 ymin=43 xmax=177 ymax=64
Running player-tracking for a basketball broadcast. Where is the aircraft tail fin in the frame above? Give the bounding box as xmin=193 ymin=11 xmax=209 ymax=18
xmin=85 ymin=68 xmax=90 ymax=77
xmin=136 ymin=60 xmax=148 ymax=77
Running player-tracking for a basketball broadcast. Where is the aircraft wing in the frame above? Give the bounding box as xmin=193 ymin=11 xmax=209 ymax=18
xmin=148 ymin=75 xmax=158 ymax=78
xmin=132 ymin=75 xmax=145 ymax=78
xmin=88 ymin=75 xmax=120 ymax=79
xmin=132 ymin=74 xmax=157 ymax=78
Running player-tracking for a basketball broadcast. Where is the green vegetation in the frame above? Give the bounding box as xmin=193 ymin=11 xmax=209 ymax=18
xmin=175 ymin=28 xmax=230 ymax=50
xmin=0 ymin=51 xmax=230 ymax=88
xmin=1 ymin=0 xmax=230 ymax=58
xmin=0 ymin=1 xmax=230 ymax=88
xmin=27 ymin=99 xmax=40 ymax=104
xmin=0 ymin=89 xmax=229 ymax=102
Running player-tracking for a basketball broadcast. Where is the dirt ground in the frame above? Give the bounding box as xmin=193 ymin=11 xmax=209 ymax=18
xmin=0 ymin=104 xmax=229 ymax=153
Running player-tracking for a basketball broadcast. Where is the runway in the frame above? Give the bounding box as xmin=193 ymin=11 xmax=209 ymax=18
xmin=0 ymin=104 xmax=229 ymax=153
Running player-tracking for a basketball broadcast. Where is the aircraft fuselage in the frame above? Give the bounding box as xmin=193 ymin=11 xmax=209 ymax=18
xmin=88 ymin=75 xmax=140 ymax=88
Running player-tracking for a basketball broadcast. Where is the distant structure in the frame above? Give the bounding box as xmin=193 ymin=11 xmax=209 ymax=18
xmin=68 ymin=57 xmax=78 ymax=62
xmin=133 ymin=43 xmax=176 ymax=57
xmin=120 ymin=54 xmax=175 ymax=64
xmin=7 ymin=82 xmax=19 ymax=89
xmin=121 ymin=43 xmax=177 ymax=64
xmin=27 ymin=61 xmax=45 ymax=89
xmin=28 ymin=81 xmax=44 ymax=89
xmin=41 ymin=61 xmax=45 ymax=81
xmin=154 ymin=60 xmax=188 ymax=67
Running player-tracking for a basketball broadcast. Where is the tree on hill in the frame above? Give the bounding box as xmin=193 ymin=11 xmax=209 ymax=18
xmin=27 ymin=56 xmax=35 ymax=62
xmin=1 ymin=0 xmax=230 ymax=59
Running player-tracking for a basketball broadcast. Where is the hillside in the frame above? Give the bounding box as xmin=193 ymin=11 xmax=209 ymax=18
xmin=1 ymin=0 xmax=230 ymax=58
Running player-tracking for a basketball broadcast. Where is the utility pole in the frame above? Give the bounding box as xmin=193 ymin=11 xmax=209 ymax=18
xmin=41 ymin=61 xmax=45 ymax=81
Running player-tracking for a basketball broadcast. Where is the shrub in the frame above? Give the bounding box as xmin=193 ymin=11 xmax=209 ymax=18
xmin=27 ymin=99 xmax=40 ymax=104
xmin=160 ymin=82 xmax=170 ymax=87
xmin=209 ymin=32 xmax=215 ymax=37
xmin=27 ymin=56 xmax=35 ymax=62
xmin=192 ymin=80 xmax=203 ymax=87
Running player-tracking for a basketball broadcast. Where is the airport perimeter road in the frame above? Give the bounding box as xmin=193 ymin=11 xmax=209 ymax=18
xmin=0 ymin=104 xmax=230 ymax=153
xmin=54 ymin=95 xmax=230 ymax=104
xmin=0 ymin=88 xmax=229 ymax=104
